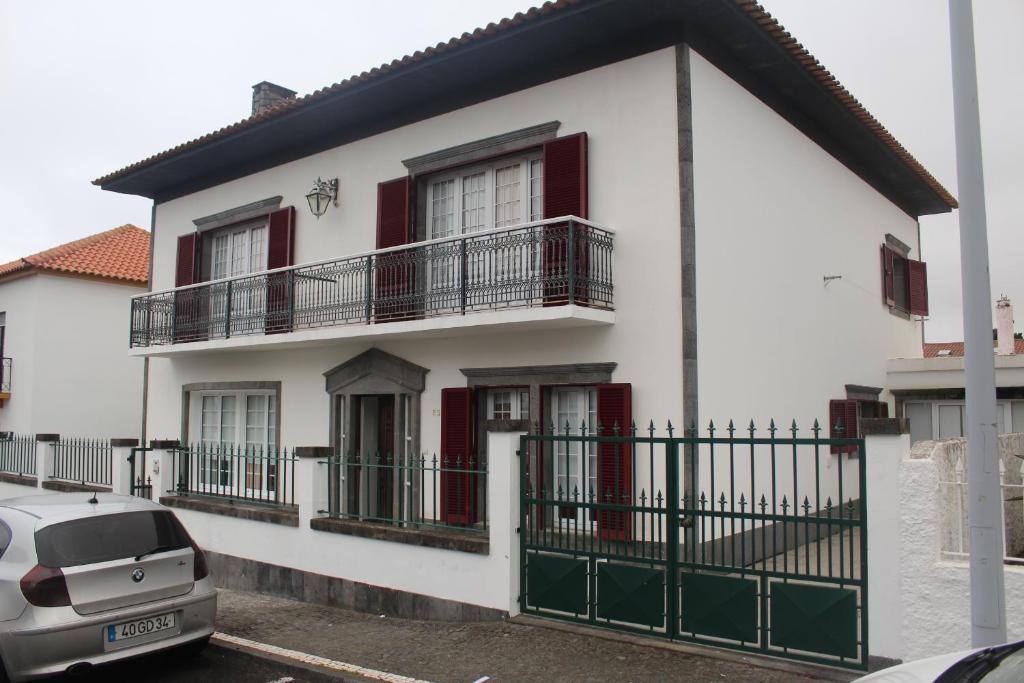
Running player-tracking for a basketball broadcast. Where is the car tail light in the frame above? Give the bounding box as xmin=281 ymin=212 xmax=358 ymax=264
xmin=20 ymin=565 xmax=71 ymax=607
xmin=189 ymin=538 xmax=209 ymax=581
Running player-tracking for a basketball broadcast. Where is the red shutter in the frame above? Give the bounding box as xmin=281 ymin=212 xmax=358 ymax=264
xmin=440 ymin=387 xmax=475 ymax=525
xmin=829 ymin=399 xmax=859 ymax=454
xmin=175 ymin=233 xmax=200 ymax=287
xmin=375 ymin=177 xmax=416 ymax=321
xmin=880 ymin=245 xmax=895 ymax=307
xmin=265 ymin=207 xmax=296 ymax=334
xmin=173 ymin=234 xmax=204 ymax=342
xmin=542 ymin=133 xmax=588 ymax=220
xmin=542 ymin=133 xmax=589 ymax=305
xmin=908 ymin=258 xmax=929 ymax=317
xmin=267 ymin=206 xmax=295 ymax=269
xmin=376 ymin=177 xmax=412 ymax=248
xmin=597 ymin=383 xmax=632 ymax=541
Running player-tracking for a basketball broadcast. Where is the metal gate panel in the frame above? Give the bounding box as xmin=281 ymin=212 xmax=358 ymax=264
xmin=596 ymin=563 xmax=664 ymax=628
xmin=526 ymin=553 xmax=588 ymax=615
xmin=770 ymin=581 xmax=858 ymax=659
xmin=680 ymin=572 xmax=759 ymax=644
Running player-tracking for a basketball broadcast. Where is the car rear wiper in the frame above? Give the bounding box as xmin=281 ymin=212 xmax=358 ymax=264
xmin=935 ymin=640 xmax=1024 ymax=683
xmin=134 ymin=544 xmax=186 ymax=561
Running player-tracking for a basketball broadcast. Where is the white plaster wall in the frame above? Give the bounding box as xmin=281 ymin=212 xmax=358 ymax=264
xmin=146 ymin=47 xmax=685 ymax=445
xmin=23 ymin=274 xmax=145 ymax=437
xmin=898 ymin=450 xmax=1024 ymax=661
xmin=690 ymin=48 xmax=924 ymax=431
xmin=0 ymin=276 xmax=40 ymax=433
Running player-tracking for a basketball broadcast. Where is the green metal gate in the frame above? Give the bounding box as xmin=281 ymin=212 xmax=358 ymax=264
xmin=519 ymin=421 xmax=868 ymax=671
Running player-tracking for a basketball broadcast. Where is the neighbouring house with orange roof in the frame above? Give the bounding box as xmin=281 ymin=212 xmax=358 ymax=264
xmin=0 ymin=225 xmax=150 ymax=437
xmin=888 ymin=296 xmax=1024 ymax=444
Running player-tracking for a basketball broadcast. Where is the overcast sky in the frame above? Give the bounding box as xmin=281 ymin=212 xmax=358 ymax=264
xmin=1 ymin=0 xmax=1019 ymax=342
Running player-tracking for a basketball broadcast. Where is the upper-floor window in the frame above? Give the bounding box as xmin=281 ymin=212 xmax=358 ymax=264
xmin=427 ymin=155 xmax=543 ymax=240
xmin=881 ymin=241 xmax=928 ymax=317
xmin=208 ymin=219 xmax=268 ymax=281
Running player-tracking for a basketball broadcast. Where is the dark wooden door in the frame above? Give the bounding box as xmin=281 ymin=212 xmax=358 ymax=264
xmin=377 ymin=397 xmax=395 ymax=518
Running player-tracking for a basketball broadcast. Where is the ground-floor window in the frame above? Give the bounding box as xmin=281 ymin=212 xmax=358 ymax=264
xmin=192 ymin=390 xmax=277 ymax=494
xmin=486 ymin=388 xmax=529 ymax=420
xmin=551 ymin=387 xmax=598 ymax=523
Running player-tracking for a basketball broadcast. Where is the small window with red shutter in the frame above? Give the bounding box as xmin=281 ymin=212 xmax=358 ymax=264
xmin=880 ymin=243 xmax=928 ymax=317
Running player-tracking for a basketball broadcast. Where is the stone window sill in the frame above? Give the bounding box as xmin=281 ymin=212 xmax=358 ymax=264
xmin=43 ymin=480 xmax=110 ymax=493
xmin=310 ymin=516 xmax=489 ymax=555
xmin=160 ymin=495 xmax=298 ymax=527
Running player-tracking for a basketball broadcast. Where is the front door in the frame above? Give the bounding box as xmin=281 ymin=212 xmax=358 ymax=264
xmin=550 ymin=387 xmax=597 ymax=526
xmin=376 ymin=397 xmax=395 ymax=519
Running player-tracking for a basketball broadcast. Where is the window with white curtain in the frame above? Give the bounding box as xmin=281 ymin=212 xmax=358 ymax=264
xmin=426 ymin=154 xmax=543 ymax=239
xmin=195 ymin=391 xmax=277 ymax=491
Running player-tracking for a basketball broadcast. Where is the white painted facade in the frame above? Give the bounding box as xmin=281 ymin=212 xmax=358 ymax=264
xmin=690 ymin=49 xmax=923 ymax=430
xmin=0 ymin=272 xmax=145 ymax=437
xmin=144 ymin=47 xmax=686 ymax=445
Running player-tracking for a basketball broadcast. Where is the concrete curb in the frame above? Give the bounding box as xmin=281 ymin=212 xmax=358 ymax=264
xmin=211 ymin=632 xmax=433 ymax=683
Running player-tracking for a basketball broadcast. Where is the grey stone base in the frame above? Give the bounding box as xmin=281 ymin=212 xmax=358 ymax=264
xmin=0 ymin=472 xmax=37 ymax=487
xmin=205 ymin=550 xmax=506 ymax=623
xmin=161 ymin=495 xmax=298 ymax=527
xmin=42 ymin=480 xmax=110 ymax=493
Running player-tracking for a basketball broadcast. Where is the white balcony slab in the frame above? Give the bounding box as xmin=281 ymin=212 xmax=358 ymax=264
xmin=129 ymin=305 xmax=614 ymax=357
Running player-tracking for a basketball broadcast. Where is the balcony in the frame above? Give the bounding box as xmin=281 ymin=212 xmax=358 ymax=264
xmin=129 ymin=217 xmax=615 ymax=355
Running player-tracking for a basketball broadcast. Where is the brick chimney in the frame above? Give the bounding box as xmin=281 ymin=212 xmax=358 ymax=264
xmin=251 ymin=81 xmax=297 ymax=116
xmin=996 ymin=295 xmax=1015 ymax=355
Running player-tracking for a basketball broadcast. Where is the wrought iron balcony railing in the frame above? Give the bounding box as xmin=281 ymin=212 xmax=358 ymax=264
xmin=130 ymin=217 xmax=614 ymax=348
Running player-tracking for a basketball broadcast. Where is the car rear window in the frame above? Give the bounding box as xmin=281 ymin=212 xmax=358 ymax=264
xmin=34 ymin=511 xmax=190 ymax=568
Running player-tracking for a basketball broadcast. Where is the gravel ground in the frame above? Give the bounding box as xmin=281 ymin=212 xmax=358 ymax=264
xmin=216 ymin=589 xmax=854 ymax=683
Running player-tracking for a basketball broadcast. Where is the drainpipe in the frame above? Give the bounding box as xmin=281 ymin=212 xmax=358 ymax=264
xmin=949 ymin=0 xmax=1006 ymax=647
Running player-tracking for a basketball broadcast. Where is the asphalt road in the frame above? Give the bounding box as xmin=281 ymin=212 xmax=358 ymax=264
xmin=44 ymin=643 xmax=345 ymax=683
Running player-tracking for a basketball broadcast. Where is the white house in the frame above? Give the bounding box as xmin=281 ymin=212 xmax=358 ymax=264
xmin=0 ymin=225 xmax=149 ymax=437
xmin=94 ymin=0 xmax=957 ymax=669
xmin=889 ymin=296 xmax=1024 ymax=444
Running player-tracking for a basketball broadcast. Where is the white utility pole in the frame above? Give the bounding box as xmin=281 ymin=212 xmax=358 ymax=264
xmin=948 ymin=0 xmax=1006 ymax=647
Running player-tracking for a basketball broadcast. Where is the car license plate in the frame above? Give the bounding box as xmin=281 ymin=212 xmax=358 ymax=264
xmin=106 ymin=612 xmax=176 ymax=642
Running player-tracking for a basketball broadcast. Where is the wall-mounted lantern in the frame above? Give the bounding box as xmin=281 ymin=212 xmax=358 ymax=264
xmin=305 ymin=177 xmax=339 ymax=219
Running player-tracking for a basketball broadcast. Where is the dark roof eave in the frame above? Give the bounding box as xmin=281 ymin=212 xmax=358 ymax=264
xmin=95 ymin=0 xmax=956 ymax=218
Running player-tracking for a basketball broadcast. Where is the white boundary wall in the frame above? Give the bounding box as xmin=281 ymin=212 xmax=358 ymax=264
xmin=867 ymin=432 xmax=1024 ymax=662
xmin=149 ymin=432 xmax=523 ymax=613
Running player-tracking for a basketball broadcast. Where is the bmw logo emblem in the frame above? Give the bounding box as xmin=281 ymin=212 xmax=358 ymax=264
xmin=131 ymin=568 xmax=145 ymax=583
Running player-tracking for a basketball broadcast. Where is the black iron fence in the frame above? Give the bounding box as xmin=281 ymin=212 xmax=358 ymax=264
xmin=319 ymin=452 xmax=488 ymax=534
xmin=130 ymin=218 xmax=614 ymax=347
xmin=170 ymin=443 xmax=297 ymax=507
xmin=520 ymin=419 xmax=868 ymax=670
xmin=0 ymin=357 xmax=11 ymax=393
xmin=0 ymin=433 xmax=35 ymax=476
xmin=52 ymin=437 xmax=112 ymax=487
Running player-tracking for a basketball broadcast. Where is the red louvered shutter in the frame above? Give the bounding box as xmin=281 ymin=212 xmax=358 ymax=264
xmin=880 ymin=245 xmax=895 ymax=307
xmin=175 ymin=233 xmax=200 ymax=287
xmin=877 ymin=400 xmax=890 ymax=418
xmin=542 ymin=133 xmax=589 ymax=305
xmin=375 ymin=177 xmax=416 ymax=321
xmin=440 ymin=387 xmax=475 ymax=525
xmin=829 ymin=399 xmax=859 ymax=454
xmin=266 ymin=207 xmax=296 ymax=333
xmin=173 ymin=234 xmax=204 ymax=342
xmin=596 ymin=383 xmax=632 ymax=541
xmin=908 ymin=258 xmax=929 ymax=317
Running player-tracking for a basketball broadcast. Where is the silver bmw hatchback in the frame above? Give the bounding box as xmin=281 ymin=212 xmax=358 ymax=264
xmin=0 ymin=493 xmax=217 ymax=681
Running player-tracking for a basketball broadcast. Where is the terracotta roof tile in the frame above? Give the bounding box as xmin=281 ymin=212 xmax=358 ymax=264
xmin=92 ymin=0 xmax=956 ymax=211
xmin=923 ymin=340 xmax=1024 ymax=358
xmin=0 ymin=225 xmax=150 ymax=285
